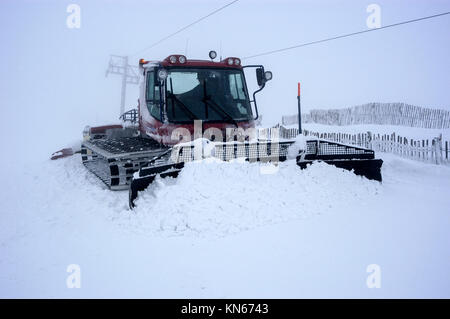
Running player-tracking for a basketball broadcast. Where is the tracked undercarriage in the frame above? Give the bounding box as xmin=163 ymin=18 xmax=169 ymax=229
xmin=81 ymin=136 xmax=170 ymax=189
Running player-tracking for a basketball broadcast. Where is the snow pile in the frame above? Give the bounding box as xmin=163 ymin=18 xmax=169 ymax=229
xmin=0 ymin=154 xmax=380 ymax=240
xmin=287 ymin=133 xmax=308 ymax=159
xmin=130 ymin=159 xmax=381 ymax=236
xmin=173 ymin=138 xmax=217 ymax=160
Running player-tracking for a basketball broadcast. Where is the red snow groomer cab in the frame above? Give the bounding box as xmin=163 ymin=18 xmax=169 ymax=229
xmin=78 ymin=51 xmax=383 ymax=208
xmin=137 ymin=53 xmax=266 ymax=145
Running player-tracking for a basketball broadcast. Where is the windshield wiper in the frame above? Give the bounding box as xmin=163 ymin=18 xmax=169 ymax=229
xmin=167 ymin=93 xmax=200 ymax=121
xmin=167 ymin=78 xmax=200 ymax=121
xmin=202 ymin=80 xmax=238 ymax=127
xmin=203 ymin=98 xmax=239 ymax=127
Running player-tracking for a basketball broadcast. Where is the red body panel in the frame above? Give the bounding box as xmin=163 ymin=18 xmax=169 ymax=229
xmin=51 ymin=148 xmax=74 ymax=160
xmin=90 ymin=124 xmax=123 ymax=134
xmin=160 ymin=57 xmax=243 ymax=70
xmin=139 ymin=116 xmax=255 ymax=145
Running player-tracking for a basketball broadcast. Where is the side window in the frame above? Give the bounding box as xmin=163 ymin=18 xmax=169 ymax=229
xmin=146 ymin=71 xmax=161 ymax=120
xmin=228 ymin=73 xmax=246 ymax=100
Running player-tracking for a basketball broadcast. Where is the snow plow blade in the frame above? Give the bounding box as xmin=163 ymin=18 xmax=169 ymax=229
xmin=297 ymin=139 xmax=383 ymax=182
xmin=129 ymin=162 xmax=184 ymax=209
xmin=128 ymin=139 xmax=383 ymax=209
xmin=297 ymin=159 xmax=383 ymax=182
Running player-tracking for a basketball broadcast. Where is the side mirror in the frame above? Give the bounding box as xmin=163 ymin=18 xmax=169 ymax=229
xmin=256 ymin=68 xmax=264 ymax=86
xmin=243 ymin=64 xmax=272 ymax=121
xmin=157 ymin=68 xmax=168 ymax=82
xmin=256 ymin=68 xmax=273 ymax=86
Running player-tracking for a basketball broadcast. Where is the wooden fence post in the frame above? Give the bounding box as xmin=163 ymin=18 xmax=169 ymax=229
xmin=446 ymin=141 xmax=449 ymax=161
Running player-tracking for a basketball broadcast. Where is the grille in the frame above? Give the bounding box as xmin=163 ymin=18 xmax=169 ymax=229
xmin=172 ymin=141 xmax=293 ymax=163
xmin=305 ymin=140 xmax=374 ymax=160
xmin=172 ymin=139 xmax=374 ymax=163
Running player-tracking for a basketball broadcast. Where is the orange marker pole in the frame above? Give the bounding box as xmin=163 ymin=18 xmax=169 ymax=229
xmin=297 ymin=82 xmax=302 ymax=134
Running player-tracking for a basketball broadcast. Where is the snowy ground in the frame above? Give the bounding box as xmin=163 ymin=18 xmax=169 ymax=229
xmin=1 ymin=152 xmax=450 ymax=298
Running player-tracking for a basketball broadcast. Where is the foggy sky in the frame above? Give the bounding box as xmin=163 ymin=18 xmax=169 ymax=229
xmin=1 ymin=0 xmax=449 ymax=159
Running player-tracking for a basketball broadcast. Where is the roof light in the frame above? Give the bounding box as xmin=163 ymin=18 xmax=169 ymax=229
xmin=139 ymin=58 xmax=149 ymax=65
xmin=209 ymin=50 xmax=217 ymax=60
xmin=234 ymin=58 xmax=240 ymax=65
xmin=178 ymin=55 xmax=186 ymax=64
xmin=227 ymin=58 xmax=234 ymax=65
xmin=169 ymin=55 xmax=177 ymax=64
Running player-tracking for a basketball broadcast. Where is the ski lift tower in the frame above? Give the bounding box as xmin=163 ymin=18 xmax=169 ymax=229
xmin=105 ymin=55 xmax=140 ymax=116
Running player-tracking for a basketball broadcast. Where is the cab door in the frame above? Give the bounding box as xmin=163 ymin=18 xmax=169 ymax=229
xmin=140 ymin=69 xmax=165 ymax=140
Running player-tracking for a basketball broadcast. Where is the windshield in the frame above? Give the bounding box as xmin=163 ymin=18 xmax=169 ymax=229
xmin=165 ymin=68 xmax=252 ymax=123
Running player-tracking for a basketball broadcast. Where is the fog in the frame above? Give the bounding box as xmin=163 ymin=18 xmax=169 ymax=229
xmin=1 ymin=0 xmax=449 ymax=161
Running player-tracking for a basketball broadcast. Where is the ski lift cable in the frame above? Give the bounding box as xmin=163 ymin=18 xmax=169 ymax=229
xmin=243 ymin=11 xmax=450 ymax=60
xmin=131 ymin=0 xmax=241 ymax=57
